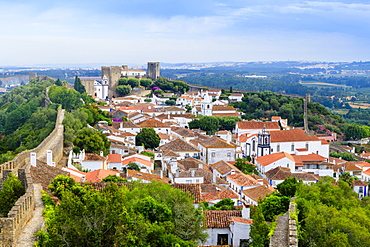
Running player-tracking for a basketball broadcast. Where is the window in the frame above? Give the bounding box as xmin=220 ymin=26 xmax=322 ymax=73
xmin=185 ymin=153 xmax=190 ymax=158
xmin=217 ymin=234 xmax=228 ymax=245
xmin=291 ymin=144 xmax=295 ymax=151
xmin=277 ymin=144 xmax=280 ymax=152
xmin=227 ymin=153 xmax=231 ymax=157
xmin=252 ymin=140 xmax=256 ymax=152
xmin=186 ymin=180 xmax=192 ymax=184
xmin=196 ymin=179 xmax=200 ymax=183
xmin=211 ymin=152 xmax=215 ymax=157
xmin=359 ymin=187 xmax=363 ymax=193
xmin=306 ymin=143 xmax=309 ymax=150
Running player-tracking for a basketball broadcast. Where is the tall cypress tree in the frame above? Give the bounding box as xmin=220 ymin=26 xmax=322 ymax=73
xmin=74 ymin=76 xmax=86 ymax=94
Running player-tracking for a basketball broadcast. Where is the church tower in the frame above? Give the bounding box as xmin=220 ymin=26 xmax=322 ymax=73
xmin=201 ymin=91 xmax=213 ymax=116
xmin=257 ymin=126 xmax=271 ymax=157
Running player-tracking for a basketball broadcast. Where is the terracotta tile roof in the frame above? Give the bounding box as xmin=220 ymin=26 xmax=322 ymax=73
xmin=177 ymin=169 xmax=227 ymax=184
xmin=212 ymin=105 xmax=236 ymax=111
xmin=171 ymin=126 xmax=197 ymax=137
xmin=178 ymin=157 xmax=208 ymax=170
xmin=200 ymin=184 xmax=228 ymax=193
xmin=269 ymin=129 xmax=320 ymax=143
xmin=271 ymin=116 xmax=281 ymax=121
xmin=226 ymin=173 xmax=260 ymax=187
xmin=163 ymin=150 xmax=181 ymax=157
xmin=189 ymin=136 xmax=211 ymax=147
xmin=250 ymin=174 xmax=270 ymax=186
xmin=265 ymin=167 xmax=318 ymax=181
xmin=295 ymin=153 xmax=327 ymax=162
xmin=122 ymin=157 xmax=154 ymax=168
xmin=165 ymin=106 xmax=186 ymax=112
xmin=242 ymin=185 xmax=275 ymax=202
xmin=108 ymin=154 xmax=122 ymax=163
xmin=211 ymin=160 xmax=239 ymax=175
xmin=30 ymin=161 xmax=69 ymax=191
xmin=119 ymin=121 xmax=141 ymax=128
xmin=138 ymin=118 xmax=171 ymax=128
xmin=202 ymin=190 xmax=238 ymax=202
xmin=172 ymin=184 xmax=202 ymax=203
xmin=216 ymin=130 xmax=231 ymax=135
xmin=85 ymin=169 xmax=118 ymax=183
xmin=343 ymin=162 xmax=362 ymax=172
xmin=237 ymin=121 xmax=280 ymax=130
xmin=159 ymin=139 xmax=200 ymax=152
xmin=127 ymin=169 xmax=170 ymax=183
xmin=199 ymin=136 xmax=236 ymax=149
xmin=355 ymin=162 xmax=370 ymax=168
xmin=256 ymin=152 xmax=295 ymax=167
xmin=363 ymin=168 xmax=370 ymax=176
xmin=204 ymin=210 xmax=242 ymax=228
xmin=212 ymin=113 xmax=241 ymax=117
xmin=84 ymin=153 xmax=107 ymax=161
xmin=231 ymin=217 xmax=253 ymax=224
xmin=353 ymin=180 xmax=368 ymax=186
xmin=230 ymin=93 xmax=243 ymax=97
xmin=329 ymin=157 xmax=346 ymax=165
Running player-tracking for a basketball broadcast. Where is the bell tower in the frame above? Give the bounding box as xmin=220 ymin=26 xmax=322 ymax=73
xmin=257 ymin=125 xmax=271 ymax=157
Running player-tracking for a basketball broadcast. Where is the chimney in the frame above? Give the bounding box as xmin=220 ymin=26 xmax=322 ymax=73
xmin=120 ymin=122 xmax=123 ymax=129
xmin=242 ymin=205 xmax=250 ymax=219
xmin=213 ymin=171 xmax=217 ymax=184
xmin=231 ymin=170 xmax=236 ymax=175
xmin=160 ymin=170 xmax=163 ymax=179
xmin=46 ymin=150 xmax=53 ymax=166
xmin=198 ymin=163 xmax=203 ymax=169
xmin=100 ymin=151 xmax=104 ymax=157
xmin=30 ymin=152 xmax=37 ymax=167
xmin=191 ymin=169 xmax=195 ymax=177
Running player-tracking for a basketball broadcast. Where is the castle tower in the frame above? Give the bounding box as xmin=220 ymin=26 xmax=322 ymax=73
xmin=101 ymin=66 xmax=122 ymax=99
xmin=257 ymin=126 xmax=271 ymax=157
xmin=147 ymin=62 xmax=160 ymax=80
xmin=201 ymin=91 xmax=213 ymax=116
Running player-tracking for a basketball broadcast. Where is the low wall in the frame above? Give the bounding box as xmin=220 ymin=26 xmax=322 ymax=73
xmin=288 ymin=199 xmax=298 ymax=247
xmin=0 ymin=108 xmax=65 ymax=246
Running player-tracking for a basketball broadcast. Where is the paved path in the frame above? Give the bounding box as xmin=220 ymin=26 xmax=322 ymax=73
xmin=15 ymin=184 xmax=45 ymax=247
xmin=269 ymin=212 xmax=289 ymax=247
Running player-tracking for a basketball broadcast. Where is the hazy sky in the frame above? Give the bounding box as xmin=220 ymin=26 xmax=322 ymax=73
xmin=1 ymin=0 xmax=369 ymax=66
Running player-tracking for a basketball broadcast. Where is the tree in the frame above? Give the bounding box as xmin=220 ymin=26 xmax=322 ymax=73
xmin=165 ymin=100 xmax=176 ymax=105
xmin=55 ymin=78 xmax=63 ymax=86
xmin=135 ymin=127 xmax=160 ymax=149
xmin=116 ymin=85 xmax=132 ymax=97
xmin=260 ymin=193 xmax=290 ymax=222
xmin=126 ymin=162 xmax=140 ymax=171
xmin=250 ymin=206 xmax=270 ymax=247
xmin=118 ymin=77 xmax=129 ymax=85
xmin=0 ymin=172 xmax=25 ymax=217
xmin=339 ymin=172 xmax=354 ymax=186
xmin=140 ymin=79 xmax=152 ymax=88
xmin=101 ymin=175 xmax=127 ymax=183
xmin=127 ymin=78 xmax=140 ymax=88
xmin=276 ymin=177 xmax=299 ymax=197
xmin=344 ymin=124 xmax=368 ymax=140
xmin=234 ymin=158 xmax=258 ymax=175
xmin=48 ymin=85 xmax=82 ymax=111
xmin=74 ymin=76 xmax=86 ymax=94
xmin=73 ymin=127 xmax=110 ymax=156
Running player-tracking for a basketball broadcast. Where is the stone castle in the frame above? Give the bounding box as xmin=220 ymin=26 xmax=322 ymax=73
xmin=81 ymin=62 xmax=160 ymax=99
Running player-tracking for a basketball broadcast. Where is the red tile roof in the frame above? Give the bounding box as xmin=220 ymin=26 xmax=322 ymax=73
xmin=138 ymin=118 xmax=171 ymax=128
xmin=231 ymin=217 xmax=253 ymax=224
xmin=108 ymin=153 xmax=122 ymax=163
xmin=127 ymin=169 xmax=170 ymax=183
xmin=202 ymin=190 xmax=238 ymax=202
xmin=256 ymin=152 xmax=295 ymax=167
xmin=265 ymin=167 xmax=318 ymax=181
xmin=122 ymin=157 xmax=153 ymax=168
xmin=85 ymin=169 xmax=118 ymax=183
xmin=226 ymin=173 xmax=260 ymax=187
xmin=204 ymin=210 xmax=242 ymax=228
xmin=237 ymin=121 xmax=280 ymax=130
xmin=242 ymin=185 xmax=275 ymax=202
xmin=172 ymin=184 xmax=202 ymax=203
xmin=269 ymin=129 xmax=320 ymax=143
xmin=199 ymin=136 xmax=236 ymax=148
xmin=159 ymin=138 xmax=200 ymax=152
xmin=84 ymin=153 xmax=107 ymax=161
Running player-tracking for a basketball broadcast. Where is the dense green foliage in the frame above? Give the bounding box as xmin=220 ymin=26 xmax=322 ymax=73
xmin=73 ymin=127 xmax=110 ymax=156
xmin=0 ymin=173 xmax=25 ymax=216
xmin=135 ymin=127 xmax=160 ymax=149
xmin=234 ymin=158 xmax=258 ymax=175
xmin=200 ymin=199 xmax=237 ymax=210
xmin=152 ymin=78 xmax=189 ymax=93
xmin=189 ymin=116 xmax=242 ymax=134
xmin=296 ymin=179 xmax=370 ymax=246
xmin=101 ymin=175 xmax=127 ymax=183
xmin=48 ymin=85 xmax=83 ymax=111
xmin=36 ymin=176 xmax=207 ymax=246
xmin=329 ymin=151 xmax=356 ymax=161
xmin=116 ymin=85 xmax=132 ymax=96
xmin=276 ymin=177 xmax=300 ymax=197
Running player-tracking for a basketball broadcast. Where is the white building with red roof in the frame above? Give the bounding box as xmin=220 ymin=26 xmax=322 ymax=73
xmin=236 ymin=120 xmax=280 ymax=136
xmin=256 ymin=152 xmax=297 ymax=174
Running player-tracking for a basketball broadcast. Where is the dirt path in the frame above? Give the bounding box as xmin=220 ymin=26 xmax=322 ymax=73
xmin=15 ymin=184 xmax=45 ymax=247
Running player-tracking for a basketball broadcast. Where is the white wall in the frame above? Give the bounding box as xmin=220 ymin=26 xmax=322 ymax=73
xmin=230 ymin=222 xmax=251 ymax=246
xmin=203 ymin=228 xmax=230 ymax=246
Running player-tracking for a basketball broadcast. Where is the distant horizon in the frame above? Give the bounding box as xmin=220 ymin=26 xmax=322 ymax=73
xmin=1 ymin=59 xmax=370 ymax=70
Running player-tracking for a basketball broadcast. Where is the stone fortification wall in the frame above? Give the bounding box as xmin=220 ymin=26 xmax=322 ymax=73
xmin=0 ymin=109 xmax=64 ymax=179
xmin=0 ymin=168 xmax=35 ymax=247
xmin=0 ymin=108 xmax=65 ymax=246
xmin=288 ymin=199 xmax=298 ymax=247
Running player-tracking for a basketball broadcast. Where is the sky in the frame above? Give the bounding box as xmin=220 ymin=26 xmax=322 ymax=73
xmin=1 ymin=0 xmax=370 ymax=66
